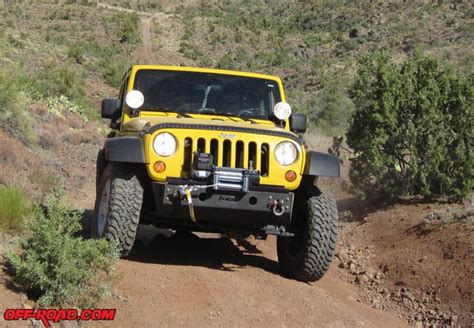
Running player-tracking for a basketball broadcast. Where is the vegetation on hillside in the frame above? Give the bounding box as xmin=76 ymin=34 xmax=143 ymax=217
xmin=0 ymin=2 xmax=140 ymax=131
xmin=347 ymin=52 xmax=473 ymax=201
xmin=0 ymin=1 xmax=140 ymax=207
xmin=6 ymin=195 xmax=119 ymax=308
xmin=0 ymin=3 xmax=129 ymax=307
xmin=175 ymin=0 xmax=473 ymax=135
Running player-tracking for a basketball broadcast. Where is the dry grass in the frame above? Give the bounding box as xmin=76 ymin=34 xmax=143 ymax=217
xmin=304 ymin=131 xmax=352 ymax=185
xmin=0 ymin=131 xmax=59 ymax=202
xmin=304 ymin=131 xmax=333 ymax=153
xmin=63 ymin=129 xmax=102 ymax=145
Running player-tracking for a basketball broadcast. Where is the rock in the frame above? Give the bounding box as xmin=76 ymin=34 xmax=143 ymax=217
xmin=403 ymin=292 xmax=414 ymax=301
xmin=349 ymin=28 xmax=359 ymax=38
xmin=337 ymin=248 xmax=348 ymax=259
xmin=355 ymin=273 xmax=370 ymax=284
xmin=339 ymin=261 xmax=348 ymax=269
xmin=349 ymin=262 xmax=357 ymax=274
xmin=360 ymin=274 xmax=370 ymax=284
xmin=393 ymin=289 xmax=402 ymax=298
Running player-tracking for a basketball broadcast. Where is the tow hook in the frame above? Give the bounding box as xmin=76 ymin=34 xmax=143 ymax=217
xmin=268 ymin=199 xmax=285 ymax=217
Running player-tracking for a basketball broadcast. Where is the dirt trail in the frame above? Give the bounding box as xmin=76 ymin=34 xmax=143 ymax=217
xmin=98 ymin=3 xmax=189 ymax=65
xmin=89 ymin=227 xmax=407 ymax=327
xmin=140 ymin=16 xmax=156 ymax=63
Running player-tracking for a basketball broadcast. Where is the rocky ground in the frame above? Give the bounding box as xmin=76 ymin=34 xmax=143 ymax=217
xmin=334 ymin=188 xmax=474 ymax=327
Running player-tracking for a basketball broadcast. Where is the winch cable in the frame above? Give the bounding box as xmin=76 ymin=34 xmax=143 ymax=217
xmin=178 ymin=184 xmax=218 ymax=222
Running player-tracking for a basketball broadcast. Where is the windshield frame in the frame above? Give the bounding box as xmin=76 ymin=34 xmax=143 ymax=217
xmin=125 ymin=66 xmax=286 ymax=122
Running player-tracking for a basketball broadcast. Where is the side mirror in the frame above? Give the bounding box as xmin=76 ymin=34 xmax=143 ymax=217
xmin=101 ymin=99 xmax=120 ymax=119
xmin=290 ymin=113 xmax=307 ymax=133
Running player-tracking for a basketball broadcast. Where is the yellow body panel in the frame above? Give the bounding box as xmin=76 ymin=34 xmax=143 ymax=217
xmin=120 ymin=65 xmax=304 ymax=190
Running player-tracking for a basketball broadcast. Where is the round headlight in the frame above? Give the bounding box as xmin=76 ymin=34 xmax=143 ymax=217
xmin=274 ymin=141 xmax=298 ymax=166
xmin=153 ymin=132 xmax=177 ymax=157
xmin=273 ymin=101 xmax=292 ymax=120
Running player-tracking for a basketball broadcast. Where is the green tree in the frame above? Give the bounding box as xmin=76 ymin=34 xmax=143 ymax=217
xmin=347 ymin=52 xmax=473 ymax=200
xmin=311 ymin=82 xmax=354 ymax=136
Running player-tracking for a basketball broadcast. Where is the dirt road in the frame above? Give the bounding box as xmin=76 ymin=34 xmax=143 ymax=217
xmin=91 ymin=226 xmax=407 ymax=327
xmin=98 ymin=2 xmax=189 ymax=65
xmin=69 ymin=185 xmax=408 ymax=327
xmin=140 ymin=16 xmax=156 ymax=64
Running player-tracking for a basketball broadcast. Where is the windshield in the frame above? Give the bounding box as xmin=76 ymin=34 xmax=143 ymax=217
xmin=133 ymin=70 xmax=281 ymax=119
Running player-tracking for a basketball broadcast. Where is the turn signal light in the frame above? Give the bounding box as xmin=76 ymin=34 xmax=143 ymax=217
xmin=153 ymin=161 xmax=166 ymax=173
xmin=285 ymin=170 xmax=297 ymax=182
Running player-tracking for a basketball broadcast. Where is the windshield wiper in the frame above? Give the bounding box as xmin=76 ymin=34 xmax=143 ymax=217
xmin=201 ymin=111 xmax=257 ymax=124
xmin=175 ymin=111 xmax=193 ymax=118
xmin=238 ymin=115 xmax=257 ymax=124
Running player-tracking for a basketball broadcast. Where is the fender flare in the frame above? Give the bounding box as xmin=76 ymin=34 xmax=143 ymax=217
xmin=104 ymin=137 xmax=147 ymax=164
xmin=304 ymin=151 xmax=340 ymax=178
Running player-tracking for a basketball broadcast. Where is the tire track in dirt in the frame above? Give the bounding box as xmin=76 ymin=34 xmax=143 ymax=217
xmin=98 ymin=3 xmax=189 ymax=65
xmin=88 ymin=228 xmax=407 ymax=327
xmin=140 ymin=16 xmax=155 ymax=64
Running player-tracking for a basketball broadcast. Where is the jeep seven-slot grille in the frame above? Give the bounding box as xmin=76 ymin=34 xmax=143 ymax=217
xmin=183 ymin=137 xmax=269 ymax=176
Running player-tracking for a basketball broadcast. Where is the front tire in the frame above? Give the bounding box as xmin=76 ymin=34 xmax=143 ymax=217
xmin=277 ymin=191 xmax=338 ymax=282
xmin=92 ymin=163 xmax=144 ymax=257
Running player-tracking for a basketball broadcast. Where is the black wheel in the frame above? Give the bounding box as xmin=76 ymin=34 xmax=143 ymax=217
xmin=277 ymin=191 xmax=338 ymax=282
xmin=92 ymin=163 xmax=144 ymax=257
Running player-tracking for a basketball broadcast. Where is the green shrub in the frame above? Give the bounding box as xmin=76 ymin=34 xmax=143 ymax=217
xmin=0 ymin=67 xmax=36 ymax=144
xmin=311 ymin=83 xmax=354 ymax=137
xmin=6 ymin=195 xmax=119 ymax=308
xmin=347 ymin=52 xmax=473 ymax=201
xmin=102 ymin=57 xmax=131 ymax=88
xmin=111 ymin=12 xmax=139 ymax=44
xmin=68 ymin=44 xmax=86 ymax=64
xmin=36 ymin=63 xmax=85 ymax=101
xmin=0 ymin=186 xmax=30 ymax=232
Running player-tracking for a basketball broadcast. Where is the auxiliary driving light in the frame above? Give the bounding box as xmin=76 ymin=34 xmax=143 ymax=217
xmin=273 ymin=101 xmax=292 ymax=120
xmin=125 ymin=90 xmax=144 ymax=109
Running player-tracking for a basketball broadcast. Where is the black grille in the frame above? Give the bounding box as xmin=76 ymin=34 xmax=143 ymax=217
xmin=183 ymin=137 xmax=270 ymax=176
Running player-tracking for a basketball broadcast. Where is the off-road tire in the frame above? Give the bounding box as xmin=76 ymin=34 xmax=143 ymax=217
xmin=92 ymin=162 xmax=143 ymax=257
xmin=277 ymin=191 xmax=338 ymax=282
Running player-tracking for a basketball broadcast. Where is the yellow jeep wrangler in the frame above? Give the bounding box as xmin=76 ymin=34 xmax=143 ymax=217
xmin=94 ymin=65 xmax=340 ymax=282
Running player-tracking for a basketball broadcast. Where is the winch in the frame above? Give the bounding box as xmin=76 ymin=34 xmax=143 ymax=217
xmin=191 ymin=152 xmax=260 ymax=192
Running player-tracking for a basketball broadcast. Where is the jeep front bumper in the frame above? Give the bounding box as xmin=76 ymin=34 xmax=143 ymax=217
xmin=151 ymin=181 xmax=294 ymax=228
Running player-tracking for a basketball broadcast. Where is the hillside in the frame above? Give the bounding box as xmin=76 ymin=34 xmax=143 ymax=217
xmin=1 ymin=1 xmax=472 ymax=136
xmin=0 ymin=1 xmax=473 ymax=327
